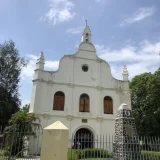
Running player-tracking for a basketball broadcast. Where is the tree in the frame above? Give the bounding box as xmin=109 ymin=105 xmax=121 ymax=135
xmin=0 ymin=40 xmax=27 ymax=129
xmin=21 ymin=104 xmax=30 ymax=113
xmin=130 ymin=68 xmax=160 ymax=136
xmin=4 ymin=104 xmax=41 ymax=157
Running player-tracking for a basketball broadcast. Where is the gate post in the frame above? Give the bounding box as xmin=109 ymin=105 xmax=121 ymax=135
xmin=40 ymin=121 xmax=68 ymax=160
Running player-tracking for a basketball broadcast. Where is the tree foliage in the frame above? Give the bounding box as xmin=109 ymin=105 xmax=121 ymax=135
xmin=130 ymin=68 xmax=160 ymax=136
xmin=8 ymin=104 xmax=39 ymax=127
xmin=21 ymin=103 xmax=30 ymax=113
xmin=4 ymin=104 xmax=40 ymax=156
xmin=0 ymin=40 xmax=27 ymax=128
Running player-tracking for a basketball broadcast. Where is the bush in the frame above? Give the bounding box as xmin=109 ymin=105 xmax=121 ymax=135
xmin=68 ymin=149 xmax=78 ymax=160
xmin=141 ymin=151 xmax=160 ymax=160
xmin=77 ymin=148 xmax=111 ymax=159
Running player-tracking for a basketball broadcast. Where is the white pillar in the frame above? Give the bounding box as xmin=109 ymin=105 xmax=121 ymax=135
xmin=41 ymin=121 xmax=69 ymax=160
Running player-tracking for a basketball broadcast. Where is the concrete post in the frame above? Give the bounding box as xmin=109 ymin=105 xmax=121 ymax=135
xmin=41 ymin=121 xmax=68 ymax=160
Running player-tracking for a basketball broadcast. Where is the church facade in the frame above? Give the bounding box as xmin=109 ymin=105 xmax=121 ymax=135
xmin=29 ymin=24 xmax=131 ymax=143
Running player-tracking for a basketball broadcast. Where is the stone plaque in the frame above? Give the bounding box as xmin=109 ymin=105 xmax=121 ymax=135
xmin=82 ymin=119 xmax=87 ymax=123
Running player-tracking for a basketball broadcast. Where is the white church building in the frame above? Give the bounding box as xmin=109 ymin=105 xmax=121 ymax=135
xmin=29 ymin=24 xmax=131 ymax=145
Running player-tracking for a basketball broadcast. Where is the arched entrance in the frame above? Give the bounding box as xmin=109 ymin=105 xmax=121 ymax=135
xmin=74 ymin=128 xmax=94 ymax=149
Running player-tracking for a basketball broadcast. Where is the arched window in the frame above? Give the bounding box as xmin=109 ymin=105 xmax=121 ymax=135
xmin=53 ymin=91 xmax=65 ymax=111
xmin=104 ymin=96 xmax=113 ymax=114
xmin=79 ymin=94 xmax=89 ymax=112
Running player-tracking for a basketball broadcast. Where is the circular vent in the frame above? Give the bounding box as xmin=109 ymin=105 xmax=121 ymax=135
xmin=82 ymin=65 xmax=89 ymax=72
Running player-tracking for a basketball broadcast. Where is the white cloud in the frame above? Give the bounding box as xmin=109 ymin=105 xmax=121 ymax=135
xmin=21 ymin=54 xmax=59 ymax=79
xmin=95 ymin=41 xmax=160 ymax=79
xmin=66 ymin=26 xmax=83 ymax=34
xmin=120 ymin=7 xmax=155 ymax=26
xmin=42 ymin=0 xmax=76 ymax=25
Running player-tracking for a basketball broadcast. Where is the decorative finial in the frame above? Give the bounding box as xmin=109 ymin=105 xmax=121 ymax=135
xmin=85 ymin=20 xmax=87 ymax=26
xmin=39 ymin=51 xmax=44 ymax=59
xmin=123 ymin=65 xmax=128 ymax=74
xmin=36 ymin=51 xmax=45 ymax=70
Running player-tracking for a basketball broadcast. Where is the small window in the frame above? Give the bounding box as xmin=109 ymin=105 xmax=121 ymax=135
xmin=79 ymin=94 xmax=90 ymax=112
xmin=53 ymin=91 xmax=65 ymax=111
xmin=82 ymin=65 xmax=89 ymax=72
xmin=104 ymin=96 xmax=113 ymax=114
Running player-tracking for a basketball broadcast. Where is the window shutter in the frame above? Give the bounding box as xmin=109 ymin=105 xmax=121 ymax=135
xmin=106 ymin=100 xmax=110 ymax=114
xmin=104 ymin=97 xmax=113 ymax=114
xmin=57 ymin=96 xmax=61 ymax=110
xmin=53 ymin=92 xmax=65 ymax=111
xmin=109 ymin=100 xmax=113 ymax=114
xmin=60 ymin=96 xmax=64 ymax=110
xmin=80 ymin=98 xmax=84 ymax=112
xmin=53 ymin=96 xmax=58 ymax=110
xmin=58 ymin=96 xmax=62 ymax=110
xmin=79 ymin=94 xmax=90 ymax=112
xmin=104 ymin=100 xmax=107 ymax=114
xmin=85 ymin=99 xmax=89 ymax=112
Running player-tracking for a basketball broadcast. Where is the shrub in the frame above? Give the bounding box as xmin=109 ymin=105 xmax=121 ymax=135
xmin=77 ymin=148 xmax=111 ymax=159
xmin=141 ymin=151 xmax=160 ymax=160
xmin=68 ymin=149 xmax=78 ymax=160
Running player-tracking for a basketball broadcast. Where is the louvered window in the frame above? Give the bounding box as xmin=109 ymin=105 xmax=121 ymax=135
xmin=53 ymin=91 xmax=65 ymax=111
xmin=104 ymin=96 xmax=113 ymax=114
xmin=79 ymin=94 xmax=89 ymax=112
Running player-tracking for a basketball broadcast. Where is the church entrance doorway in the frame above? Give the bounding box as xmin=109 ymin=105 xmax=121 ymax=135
xmin=74 ymin=128 xmax=94 ymax=149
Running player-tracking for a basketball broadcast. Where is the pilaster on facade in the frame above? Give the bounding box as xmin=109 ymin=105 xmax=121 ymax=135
xmin=66 ymin=115 xmax=74 ymax=121
xmin=42 ymin=112 xmax=50 ymax=119
xmin=96 ymin=116 xmax=103 ymax=123
xmin=47 ymin=80 xmax=53 ymax=85
xmin=68 ymin=82 xmax=75 ymax=88
xmin=96 ymin=85 xmax=102 ymax=91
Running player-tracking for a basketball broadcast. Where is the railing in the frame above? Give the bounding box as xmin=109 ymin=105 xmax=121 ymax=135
xmin=68 ymin=134 xmax=160 ymax=160
xmin=0 ymin=125 xmax=160 ymax=160
xmin=0 ymin=125 xmax=42 ymax=160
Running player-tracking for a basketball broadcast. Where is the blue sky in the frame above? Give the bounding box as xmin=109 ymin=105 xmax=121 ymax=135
xmin=0 ymin=0 xmax=160 ymax=106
